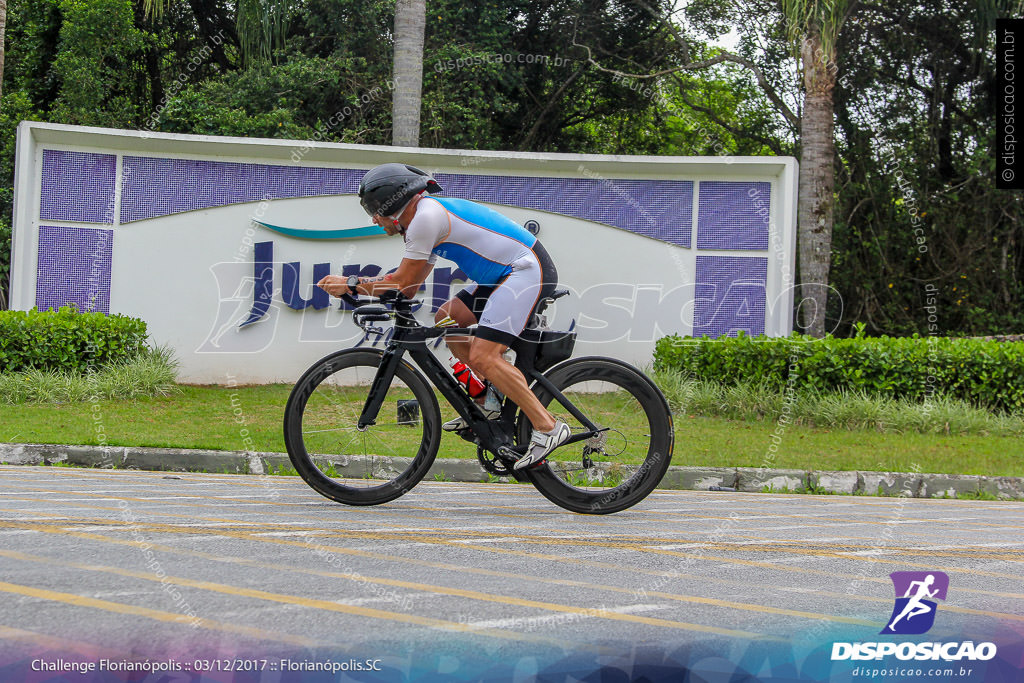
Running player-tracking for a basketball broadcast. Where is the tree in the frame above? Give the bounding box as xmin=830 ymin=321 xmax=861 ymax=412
xmin=574 ymin=0 xmax=851 ymax=337
xmin=142 ymin=0 xmax=287 ymax=66
xmin=0 ymin=0 xmax=7 ymax=104
xmin=392 ymin=0 xmax=424 ymax=146
xmin=783 ymin=0 xmax=852 ymax=338
xmin=421 ymin=0 xmax=679 ymax=152
xmin=828 ymin=0 xmax=1024 ymax=336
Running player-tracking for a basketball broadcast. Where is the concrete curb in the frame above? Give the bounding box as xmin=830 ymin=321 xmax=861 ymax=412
xmin=2 ymin=442 xmax=1022 ymax=500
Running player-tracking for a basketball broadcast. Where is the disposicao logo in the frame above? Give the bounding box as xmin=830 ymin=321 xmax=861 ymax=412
xmin=882 ymin=570 xmax=948 ymax=635
xmin=831 ymin=570 xmax=997 ymax=663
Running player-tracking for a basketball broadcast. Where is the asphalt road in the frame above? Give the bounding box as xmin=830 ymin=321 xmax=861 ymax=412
xmin=0 ymin=465 xmax=1021 ymax=681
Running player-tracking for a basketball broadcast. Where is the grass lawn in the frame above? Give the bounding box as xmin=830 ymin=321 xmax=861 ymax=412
xmin=2 ymin=385 xmax=1023 ymax=476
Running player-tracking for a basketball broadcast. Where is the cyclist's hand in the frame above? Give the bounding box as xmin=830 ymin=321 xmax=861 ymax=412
xmin=317 ymin=275 xmax=354 ymax=297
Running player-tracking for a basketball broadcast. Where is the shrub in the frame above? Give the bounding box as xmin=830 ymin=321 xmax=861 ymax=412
xmin=0 ymin=306 xmax=148 ymax=373
xmin=0 ymin=346 xmax=178 ymax=404
xmin=653 ymin=333 xmax=1024 ymax=413
xmin=650 ymin=367 xmax=1024 ymax=437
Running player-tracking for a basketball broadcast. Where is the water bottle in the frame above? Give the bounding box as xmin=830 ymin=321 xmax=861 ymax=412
xmin=449 ymin=357 xmax=486 ymax=398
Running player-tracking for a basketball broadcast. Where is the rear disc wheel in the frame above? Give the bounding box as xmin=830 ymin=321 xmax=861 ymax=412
xmin=518 ymin=357 xmax=674 ymax=514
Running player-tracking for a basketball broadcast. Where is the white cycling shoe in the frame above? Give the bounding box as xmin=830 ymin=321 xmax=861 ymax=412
xmin=442 ymin=410 xmax=499 ymax=432
xmin=442 ymin=385 xmax=503 ymax=431
xmin=514 ymin=420 xmax=571 ymax=470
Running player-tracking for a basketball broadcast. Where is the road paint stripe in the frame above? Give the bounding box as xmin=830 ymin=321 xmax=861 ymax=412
xmin=0 ymin=548 xmax=619 ymax=648
xmin=0 ymin=535 xmax=775 ymax=642
xmin=0 ymin=580 xmax=318 ymax=647
xmin=15 ymin=476 xmax=1021 ymax=549
xmin=0 ymin=519 xmax=943 ymax=630
xmin=0 ymin=624 xmax=128 ymax=660
xmin=3 ymin=501 xmax=1023 ymax=611
xmin=5 ymin=501 xmax=1024 ymax=599
xmin=5 ymin=502 xmax=1024 ymax=582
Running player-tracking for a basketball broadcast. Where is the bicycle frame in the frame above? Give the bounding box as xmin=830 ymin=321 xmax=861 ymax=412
xmin=353 ymin=297 xmax=602 ymax=462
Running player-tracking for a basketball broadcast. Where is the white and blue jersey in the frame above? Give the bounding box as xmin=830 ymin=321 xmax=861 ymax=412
xmin=403 ymin=196 xmax=538 ymax=285
xmin=403 ymin=195 xmax=557 ymax=344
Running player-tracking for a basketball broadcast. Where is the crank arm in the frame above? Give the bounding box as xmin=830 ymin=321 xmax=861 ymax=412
xmin=497 ymin=427 xmax=609 ymax=460
xmin=561 ymin=427 xmax=609 ymax=448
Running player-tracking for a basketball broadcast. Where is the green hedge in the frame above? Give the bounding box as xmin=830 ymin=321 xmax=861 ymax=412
xmin=653 ymin=333 xmax=1024 ymax=413
xmin=0 ymin=306 xmax=148 ymax=373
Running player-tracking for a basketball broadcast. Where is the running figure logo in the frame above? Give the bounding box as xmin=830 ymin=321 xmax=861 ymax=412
xmin=881 ymin=571 xmax=949 ymax=635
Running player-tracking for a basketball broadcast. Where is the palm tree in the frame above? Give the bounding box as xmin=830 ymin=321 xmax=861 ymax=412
xmin=0 ymin=0 xmax=7 ymax=310
xmin=0 ymin=0 xmax=6 ymax=105
xmin=781 ymin=0 xmax=853 ymax=338
xmin=392 ymin=0 xmax=425 ymax=147
xmin=575 ymin=1 xmax=852 ymax=338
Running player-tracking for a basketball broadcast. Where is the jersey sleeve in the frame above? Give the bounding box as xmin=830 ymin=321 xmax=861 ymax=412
xmin=403 ymin=199 xmax=448 ymax=262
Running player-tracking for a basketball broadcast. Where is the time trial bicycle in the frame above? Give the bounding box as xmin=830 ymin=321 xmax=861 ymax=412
xmin=283 ymin=288 xmax=673 ymax=514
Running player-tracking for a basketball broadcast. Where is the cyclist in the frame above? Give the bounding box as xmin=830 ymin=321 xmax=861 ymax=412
xmin=317 ymin=163 xmax=570 ymax=470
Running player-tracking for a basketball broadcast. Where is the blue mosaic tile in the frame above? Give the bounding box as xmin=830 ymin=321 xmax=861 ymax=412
xmin=120 ymin=157 xmax=364 ymax=223
xmin=35 ymin=225 xmax=113 ymax=313
xmin=435 ymin=173 xmax=694 ymax=248
xmin=118 ymin=158 xmax=695 ymax=247
xmin=40 ymin=150 xmax=117 ymax=223
xmin=693 ymin=255 xmax=767 ymax=338
xmin=696 ymin=181 xmax=771 ymax=250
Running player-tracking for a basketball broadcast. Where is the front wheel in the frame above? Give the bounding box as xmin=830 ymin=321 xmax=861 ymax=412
xmin=283 ymin=349 xmax=441 ymax=505
xmin=518 ymin=357 xmax=674 ymax=514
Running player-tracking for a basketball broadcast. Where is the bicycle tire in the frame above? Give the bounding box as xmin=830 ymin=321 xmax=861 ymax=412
xmin=283 ymin=348 xmax=441 ymax=505
xmin=518 ymin=357 xmax=674 ymax=514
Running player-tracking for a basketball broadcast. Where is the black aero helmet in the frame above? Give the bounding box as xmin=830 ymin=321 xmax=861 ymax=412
xmin=358 ymin=163 xmax=442 ymax=217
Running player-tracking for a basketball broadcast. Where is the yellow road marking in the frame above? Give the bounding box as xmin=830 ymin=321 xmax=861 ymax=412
xmin=0 ymin=549 xmax=648 ymax=647
xmin=0 ymin=534 xmax=773 ymax=642
xmin=4 ymin=501 xmax=1024 ymax=590
xmin=4 ymin=501 xmax=1024 ymax=596
xmin=3 ymin=493 xmax=1023 ymax=615
xmin=9 ymin=473 xmax=1024 ymax=536
xmin=0 ymin=624 xmax=127 ymax=660
xmin=1 ymin=514 xmax=1016 ymax=630
xmin=4 ymin=488 xmax=1022 ymax=560
xmin=0 ymin=580 xmax=318 ymax=647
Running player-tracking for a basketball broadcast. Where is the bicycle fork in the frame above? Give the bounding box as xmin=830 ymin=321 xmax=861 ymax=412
xmin=356 ymin=348 xmax=406 ymax=429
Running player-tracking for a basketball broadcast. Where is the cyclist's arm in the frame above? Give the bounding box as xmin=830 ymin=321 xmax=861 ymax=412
xmin=356 ymin=258 xmax=433 ymax=298
xmin=316 ymin=259 xmax=433 ymax=299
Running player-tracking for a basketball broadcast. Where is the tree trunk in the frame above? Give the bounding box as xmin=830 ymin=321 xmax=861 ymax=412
xmin=392 ymin=0 xmax=425 ymax=147
xmin=0 ymin=0 xmax=7 ymax=104
xmin=797 ymin=31 xmax=837 ymax=338
xmin=0 ymin=0 xmax=6 ymax=310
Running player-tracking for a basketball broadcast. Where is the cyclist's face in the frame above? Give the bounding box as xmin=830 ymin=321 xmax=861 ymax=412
xmin=373 ymin=213 xmax=401 ymax=235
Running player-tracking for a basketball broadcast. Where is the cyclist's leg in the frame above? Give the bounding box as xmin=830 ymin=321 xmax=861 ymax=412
xmin=469 ymin=335 xmax=554 ymax=432
xmin=436 ymin=286 xmax=494 ymax=369
xmin=467 ymin=249 xmax=557 ymax=433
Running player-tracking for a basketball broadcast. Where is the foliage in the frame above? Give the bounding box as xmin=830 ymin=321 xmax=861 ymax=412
xmin=0 ymin=214 xmax=11 ymax=311
xmin=0 ymin=306 xmax=149 ymax=373
xmin=49 ymin=0 xmax=151 ymax=127
xmin=3 ymin=383 xmax=1023 ymax=476
xmin=653 ymin=333 xmax=1024 ymax=412
xmin=650 ymin=366 xmax=1024 ymax=437
xmin=0 ymin=91 xmax=40 ymax=309
xmin=0 ymin=345 xmax=178 ymax=403
xmin=828 ymin=0 xmax=1024 ymax=336
xmin=0 ymin=0 xmax=1018 ymax=341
